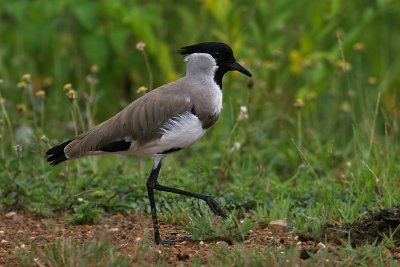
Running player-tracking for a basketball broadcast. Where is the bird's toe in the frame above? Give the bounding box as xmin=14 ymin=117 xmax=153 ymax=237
xmin=206 ymin=196 xmax=227 ymax=218
xmin=155 ymin=236 xmax=188 ymax=245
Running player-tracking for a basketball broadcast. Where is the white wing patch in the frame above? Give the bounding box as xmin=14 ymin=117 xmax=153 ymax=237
xmin=109 ymin=112 xmax=206 ymax=157
xmin=160 ymin=111 xmax=206 ymax=149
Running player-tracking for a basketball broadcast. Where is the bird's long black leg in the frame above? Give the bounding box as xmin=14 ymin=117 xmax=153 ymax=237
xmin=154 ymin=183 xmax=227 ymax=218
xmin=153 ymin=178 xmax=227 ymax=218
xmin=146 ymin=158 xmax=187 ymax=245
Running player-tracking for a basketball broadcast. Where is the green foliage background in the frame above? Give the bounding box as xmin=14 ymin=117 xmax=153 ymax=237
xmin=1 ymin=0 xmax=399 ymax=116
xmin=0 ymin=0 xmax=400 ymax=235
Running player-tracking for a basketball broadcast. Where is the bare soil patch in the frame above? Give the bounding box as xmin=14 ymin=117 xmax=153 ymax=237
xmin=1 ymin=207 xmax=400 ymax=266
xmin=0 ymin=211 xmax=298 ymax=266
xmin=299 ymin=205 xmax=400 ymax=248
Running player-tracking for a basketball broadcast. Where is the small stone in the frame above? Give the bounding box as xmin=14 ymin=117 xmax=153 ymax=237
xmin=135 ymin=237 xmax=141 ymax=242
xmin=108 ymin=228 xmax=119 ymax=233
xmin=5 ymin=211 xmax=17 ymax=219
xmin=316 ymin=242 xmax=326 ymax=250
xmin=0 ymin=230 xmax=4 ymax=235
xmin=1 ymin=240 xmax=7 ymax=244
xmin=268 ymin=219 xmax=289 ymax=233
xmin=199 ymin=241 xmax=204 ymax=245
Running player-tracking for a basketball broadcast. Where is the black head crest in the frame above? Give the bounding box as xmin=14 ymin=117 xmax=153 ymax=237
xmin=177 ymin=42 xmax=234 ymax=60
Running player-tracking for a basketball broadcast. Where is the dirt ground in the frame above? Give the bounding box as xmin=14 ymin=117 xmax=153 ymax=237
xmin=299 ymin=205 xmax=400 ymax=247
xmin=1 ymin=207 xmax=400 ymax=266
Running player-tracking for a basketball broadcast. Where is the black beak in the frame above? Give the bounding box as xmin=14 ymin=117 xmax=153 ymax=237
xmin=231 ymin=62 xmax=252 ymax=77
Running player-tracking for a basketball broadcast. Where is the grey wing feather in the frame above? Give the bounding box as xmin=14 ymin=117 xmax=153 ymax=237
xmin=64 ymin=81 xmax=193 ymax=158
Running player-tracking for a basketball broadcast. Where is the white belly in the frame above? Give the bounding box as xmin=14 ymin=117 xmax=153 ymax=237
xmin=131 ymin=112 xmax=206 ymax=156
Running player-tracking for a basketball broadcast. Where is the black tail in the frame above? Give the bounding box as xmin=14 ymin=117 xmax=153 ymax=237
xmin=46 ymin=140 xmax=73 ymax=166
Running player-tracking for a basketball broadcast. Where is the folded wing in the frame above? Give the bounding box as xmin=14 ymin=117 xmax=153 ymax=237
xmin=63 ymin=83 xmax=193 ymax=159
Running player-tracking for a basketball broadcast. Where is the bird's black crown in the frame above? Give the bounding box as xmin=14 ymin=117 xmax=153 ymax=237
xmin=178 ymin=42 xmax=235 ymax=63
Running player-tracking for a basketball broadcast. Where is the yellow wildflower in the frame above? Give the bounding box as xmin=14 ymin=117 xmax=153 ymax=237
xmin=90 ymin=64 xmax=99 ymax=73
xmin=21 ymin=74 xmax=31 ymax=83
xmin=136 ymin=86 xmax=148 ymax=94
xmin=368 ymin=77 xmax=377 ymax=85
xmin=66 ymin=89 xmax=77 ymax=101
xmin=40 ymin=135 xmax=49 ymax=143
xmin=302 ymin=59 xmax=314 ymax=69
xmin=353 ymin=43 xmax=365 ymax=52
xmin=17 ymin=103 xmax=27 ymax=112
xmin=294 ymin=98 xmax=305 ymax=110
xmin=336 ymin=29 xmax=345 ymax=38
xmin=43 ymin=77 xmax=53 ymax=88
xmin=265 ymin=60 xmax=275 ymax=70
xmin=273 ymin=47 xmax=282 ymax=58
xmin=341 ymin=101 xmax=350 ymax=112
xmin=306 ymin=91 xmax=317 ymax=100
xmin=17 ymin=81 xmax=27 ymax=90
xmin=336 ymin=60 xmax=352 ymax=72
xmin=63 ymin=83 xmax=73 ymax=91
xmin=35 ymin=90 xmax=46 ymax=98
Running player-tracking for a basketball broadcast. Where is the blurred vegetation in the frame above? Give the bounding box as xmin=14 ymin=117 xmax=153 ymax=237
xmin=1 ymin=0 xmax=400 ymax=257
xmin=1 ymin=0 xmax=399 ymax=118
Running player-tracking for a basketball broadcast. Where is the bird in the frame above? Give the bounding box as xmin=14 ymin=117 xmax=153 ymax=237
xmin=46 ymin=42 xmax=252 ymax=244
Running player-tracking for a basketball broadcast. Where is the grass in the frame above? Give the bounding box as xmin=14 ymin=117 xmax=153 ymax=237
xmin=1 ymin=0 xmax=400 ymax=265
xmin=181 ymin=205 xmax=254 ymax=243
xmin=16 ymin=238 xmax=130 ymax=267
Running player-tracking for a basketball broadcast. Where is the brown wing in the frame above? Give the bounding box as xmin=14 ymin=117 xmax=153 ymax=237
xmin=64 ymin=80 xmax=193 ymax=158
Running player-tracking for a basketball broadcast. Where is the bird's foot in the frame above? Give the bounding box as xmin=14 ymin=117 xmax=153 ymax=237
xmin=205 ymin=196 xmax=227 ymax=218
xmin=155 ymin=235 xmax=188 ymax=245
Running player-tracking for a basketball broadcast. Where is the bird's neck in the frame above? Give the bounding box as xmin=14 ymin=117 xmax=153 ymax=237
xmin=213 ymin=65 xmax=231 ymax=90
xmin=213 ymin=68 xmax=225 ymax=90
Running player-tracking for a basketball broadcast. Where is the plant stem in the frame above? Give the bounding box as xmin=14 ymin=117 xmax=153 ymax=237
xmin=297 ymin=111 xmax=302 ymax=149
xmin=27 ymin=83 xmax=39 ymax=130
xmin=0 ymin=95 xmax=14 ymax=146
xmin=143 ymin=51 xmax=153 ymax=90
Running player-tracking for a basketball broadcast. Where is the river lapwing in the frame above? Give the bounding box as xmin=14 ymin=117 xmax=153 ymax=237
xmin=46 ymin=42 xmax=252 ymax=244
